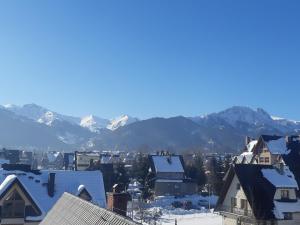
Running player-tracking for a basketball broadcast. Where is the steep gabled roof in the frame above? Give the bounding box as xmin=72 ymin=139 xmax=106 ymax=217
xmin=150 ymin=155 xmax=184 ymax=173
xmin=217 ymin=164 xmax=276 ymax=220
xmin=0 ymin=168 xmax=106 ymax=221
xmin=0 ymin=175 xmax=42 ymax=218
xmin=260 ymin=135 xmax=290 ymax=155
xmin=40 ymin=192 xmax=139 ymax=225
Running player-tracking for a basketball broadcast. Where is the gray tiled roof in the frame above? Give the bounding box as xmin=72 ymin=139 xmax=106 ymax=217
xmin=40 ymin=192 xmax=139 ymax=225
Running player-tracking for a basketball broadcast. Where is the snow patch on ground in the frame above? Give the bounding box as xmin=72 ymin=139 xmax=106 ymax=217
xmin=160 ymin=212 xmax=222 ymax=225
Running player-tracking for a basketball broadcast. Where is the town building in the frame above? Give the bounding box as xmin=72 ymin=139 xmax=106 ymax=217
xmin=217 ymin=135 xmax=300 ymax=225
xmin=216 ymin=163 xmax=300 ymax=225
xmin=149 ymin=154 xmax=197 ymax=196
xmin=0 ymin=164 xmax=106 ymax=224
xmin=74 ymin=151 xmax=100 ymax=171
xmin=41 ymin=151 xmax=64 ymax=170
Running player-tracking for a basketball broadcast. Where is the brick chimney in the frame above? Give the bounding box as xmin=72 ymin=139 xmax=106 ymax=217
xmin=48 ymin=172 xmax=55 ymax=197
xmin=107 ymin=184 xmax=130 ymax=217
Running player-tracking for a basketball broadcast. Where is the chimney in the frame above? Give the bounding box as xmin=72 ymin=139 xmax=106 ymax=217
xmin=48 ymin=173 xmax=55 ymax=197
xmin=275 ymin=162 xmax=285 ymax=175
xmin=245 ymin=136 xmax=251 ymax=145
xmin=107 ymin=184 xmax=129 ymax=217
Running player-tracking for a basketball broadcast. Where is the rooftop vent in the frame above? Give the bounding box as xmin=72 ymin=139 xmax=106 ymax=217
xmin=48 ymin=173 xmax=55 ymax=197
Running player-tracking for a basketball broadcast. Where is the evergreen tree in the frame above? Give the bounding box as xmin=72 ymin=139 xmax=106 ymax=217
xmin=207 ymin=156 xmax=224 ymax=195
xmin=130 ymin=153 xmax=150 ymax=185
xmin=185 ymin=153 xmax=206 ymax=189
xmin=114 ymin=163 xmax=130 ymax=188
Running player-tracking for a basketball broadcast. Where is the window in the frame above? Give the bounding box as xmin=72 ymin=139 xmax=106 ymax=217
xmin=281 ymin=190 xmax=290 ymax=199
xmin=2 ymin=190 xmax=25 ymax=218
xmin=236 ymin=183 xmax=241 ymax=190
xmin=231 ymin=197 xmax=237 ymax=207
xmin=283 ymin=212 xmax=293 ymax=220
xmin=265 ymin=157 xmax=270 ymax=163
xmin=240 ymin=199 xmax=247 ymax=210
xmin=259 ymin=157 xmax=264 ymax=163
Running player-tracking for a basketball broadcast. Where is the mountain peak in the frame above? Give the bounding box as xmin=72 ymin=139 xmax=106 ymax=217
xmin=107 ymin=115 xmax=139 ymax=131
xmin=215 ymin=106 xmax=272 ymax=126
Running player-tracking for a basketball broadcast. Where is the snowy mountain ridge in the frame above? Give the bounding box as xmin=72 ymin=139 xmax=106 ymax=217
xmin=2 ymin=103 xmax=139 ymax=131
xmin=1 ymin=104 xmax=300 ymax=152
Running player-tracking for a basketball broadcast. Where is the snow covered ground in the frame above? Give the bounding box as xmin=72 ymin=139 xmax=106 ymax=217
xmin=160 ymin=212 xmax=222 ymax=225
xmin=132 ymin=195 xmax=221 ymax=225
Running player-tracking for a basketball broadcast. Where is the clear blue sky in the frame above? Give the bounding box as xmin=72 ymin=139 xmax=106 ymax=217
xmin=0 ymin=0 xmax=300 ymax=119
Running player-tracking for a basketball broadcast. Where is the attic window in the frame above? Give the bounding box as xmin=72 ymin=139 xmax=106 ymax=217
xmin=236 ymin=183 xmax=241 ymax=190
xmin=281 ymin=190 xmax=290 ymax=200
xmin=2 ymin=190 xmax=25 ymax=218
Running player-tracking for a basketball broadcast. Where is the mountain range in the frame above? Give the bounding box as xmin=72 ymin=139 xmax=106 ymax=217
xmin=0 ymin=104 xmax=299 ymax=152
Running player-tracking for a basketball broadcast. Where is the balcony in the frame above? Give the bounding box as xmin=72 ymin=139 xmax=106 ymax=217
xmin=218 ymin=205 xmax=253 ymax=217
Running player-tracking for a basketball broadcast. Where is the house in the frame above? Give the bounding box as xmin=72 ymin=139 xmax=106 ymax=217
xmin=0 ymin=148 xmax=20 ymax=164
xmin=216 ymin=163 xmax=300 ymax=225
xmin=40 ymin=192 xmax=139 ymax=225
xmin=75 ymin=151 xmax=100 ymax=171
xmin=19 ymin=151 xmax=33 ymax=167
xmin=149 ymin=154 xmax=197 ymax=196
xmin=0 ymin=164 xmax=106 ymax=224
xmin=236 ymin=135 xmax=300 ymax=194
xmin=41 ymin=151 xmax=64 ymax=170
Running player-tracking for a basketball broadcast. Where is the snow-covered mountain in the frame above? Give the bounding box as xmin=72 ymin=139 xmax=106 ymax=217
xmin=107 ymin=115 xmax=139 ymax=131
xmin=213 ymin=106 xmax=273 ymax=126
xmin=1 ymin=103 xmax=300 ymax=152
xmin=3 ymin=103 xmax=80 ymax=126
xmin=3 ymin=104 xmax=139 ymax=132
xmin=80 ymin=115 xmax=109 ymax=132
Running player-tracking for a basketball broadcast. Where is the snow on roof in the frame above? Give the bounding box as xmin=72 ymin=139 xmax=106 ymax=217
xmin=0 ymin=169 xmax=106 ymax=221
xmin=273 ymin=200 xmax=300 ymax=219
xmin=265 ymin=138 xmax=290 ymax=155
xmin=246 ymin=140 xmax=258 ymax=152
xmin=46 ymin=152 xmax=61 ymax=163
xmin=0 ymin=174 xmax=17 ymax=195
xmin=261 ymin=168 xmax=298 ymax=189
xmin=152 ymin=155 xmax=184 ymax=173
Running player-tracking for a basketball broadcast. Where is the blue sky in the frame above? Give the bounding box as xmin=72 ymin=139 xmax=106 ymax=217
xmin=0 ymin=0 xmax=300 ymax=119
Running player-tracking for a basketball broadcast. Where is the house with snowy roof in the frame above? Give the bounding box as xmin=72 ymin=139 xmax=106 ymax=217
xmin=149 ymin=154 xmax=197 ymax=196
xmin=216 ymin=164 xmax=300 ymax=225
xmin=0 ymin=164 xmax=106 ymax=224
xmin=251 ymin=135 xmax=292 ymax=165
xmin=41 ymin=151 xmax=64 ymax=170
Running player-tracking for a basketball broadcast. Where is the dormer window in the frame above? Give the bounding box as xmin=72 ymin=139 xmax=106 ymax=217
xmin=78 ymin=186 xmax=92 ymax=202
xmin=236 ymin=183 xmax=240 ymax=190
xmin=281 ymin=190 xmax=289 ymax=200
xmin=2 ymin=190 xmax=25 ymax=218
